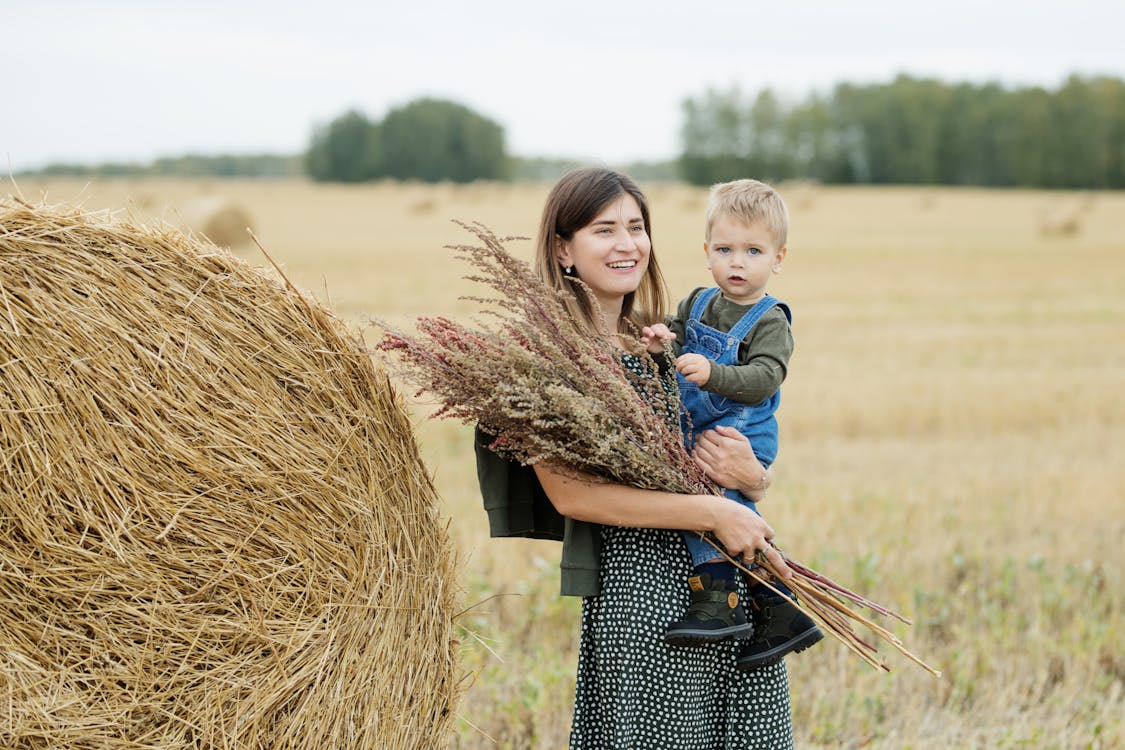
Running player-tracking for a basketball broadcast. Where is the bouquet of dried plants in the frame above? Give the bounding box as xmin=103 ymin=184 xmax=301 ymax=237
xmin=376 ymin=222 xmax=939 ymax=676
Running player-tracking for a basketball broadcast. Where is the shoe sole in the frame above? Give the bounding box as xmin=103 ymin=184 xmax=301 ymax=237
xmin=664 ymin=623 xmax=755 ymax=647
xmin=735 ymin=626 xmax=825 ymax=671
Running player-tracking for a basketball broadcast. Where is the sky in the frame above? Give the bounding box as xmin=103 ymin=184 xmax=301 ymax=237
xmin=4 ymin=0 xmax=1125 ymax=171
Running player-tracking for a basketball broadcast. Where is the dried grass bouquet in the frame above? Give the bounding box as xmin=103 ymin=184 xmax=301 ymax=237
xmin=376 ymin=222 xmax=939 ymax=676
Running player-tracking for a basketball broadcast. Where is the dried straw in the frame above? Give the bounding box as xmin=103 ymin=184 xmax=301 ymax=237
xmin=0 ymin=199 xmax=461 ymax=748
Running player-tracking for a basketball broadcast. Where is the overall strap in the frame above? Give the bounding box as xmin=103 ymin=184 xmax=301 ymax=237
xmin=687 ymin=287 xmax=722 ymax=323
xmin=727 ymin=295 xmax=791 ymax=342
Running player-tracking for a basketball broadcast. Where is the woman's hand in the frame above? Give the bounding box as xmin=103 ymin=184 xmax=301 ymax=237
xmin=640 ymin=323 xmax=675 ymax=354
xmin=710 ymin=500 xmax=791 ymax=580
xmin=534 ymin=465 xmax=791 ymax=579
xmin=692 ymin=425 xmax=771 ymax=502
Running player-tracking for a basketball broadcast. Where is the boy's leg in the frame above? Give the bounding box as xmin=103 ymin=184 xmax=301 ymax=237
xmin=664 ymin=531 xmax=753 ymax=646
xmin=720 ymin=487 xmax=824 ymax=669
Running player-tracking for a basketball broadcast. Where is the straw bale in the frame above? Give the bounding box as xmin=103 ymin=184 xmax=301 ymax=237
xmin=0 ymin=199 xmax=461 ymax=748
xmin=1037 ymin=206 xmax=1082 ymax=237
xmin=174 ymin=195 xmax=255 ymax=248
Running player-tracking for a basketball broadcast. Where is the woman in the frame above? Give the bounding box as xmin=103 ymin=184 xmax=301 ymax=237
xmin=477 ymin=167 xmax=794 ymax=748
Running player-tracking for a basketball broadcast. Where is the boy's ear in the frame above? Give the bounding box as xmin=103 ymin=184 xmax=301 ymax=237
xmin=702 ymin=241 xmax=711 ymax=269
xmin=773 ymin=245 xmax=788 ymax=273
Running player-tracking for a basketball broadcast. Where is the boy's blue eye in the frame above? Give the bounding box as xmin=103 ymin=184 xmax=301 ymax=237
xmin=749 ymin=247 xmax=761 ymax=255
xmin=717 ymin=246 xmax=730 ymax=253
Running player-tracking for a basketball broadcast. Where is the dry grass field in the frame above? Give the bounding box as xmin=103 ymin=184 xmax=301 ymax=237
xmin=11 ymin=177 xmax=1124 ymax=749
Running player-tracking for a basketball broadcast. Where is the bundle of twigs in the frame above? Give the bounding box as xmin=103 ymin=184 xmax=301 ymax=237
xmin=378 ymin=222 xmax=940 ymax=677
xmin=0 ymin=199 xmax=462 ymax=748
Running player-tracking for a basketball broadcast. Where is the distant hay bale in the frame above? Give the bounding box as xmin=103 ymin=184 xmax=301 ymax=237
xmin=1038 ymin=206 xmax=1083 ymax=237
xmin=778 ymin=178 xmax=821 ymax=211
xmin=175 ymin=195 xmax=255 ymax=248
xmin=0 ymin=200 xmax=461 ymax=748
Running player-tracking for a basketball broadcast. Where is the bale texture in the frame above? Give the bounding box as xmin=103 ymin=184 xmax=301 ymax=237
xmin=0 ymin=200 xmax=461 ymax=749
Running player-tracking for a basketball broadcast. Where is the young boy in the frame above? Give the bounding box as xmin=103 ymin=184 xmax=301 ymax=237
xmin=644 ymin=179 xmax=823 ymax=671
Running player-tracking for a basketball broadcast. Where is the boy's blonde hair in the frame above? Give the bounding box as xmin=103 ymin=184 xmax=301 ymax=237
xmin=705 ymin=179 xmax=789 ymax=248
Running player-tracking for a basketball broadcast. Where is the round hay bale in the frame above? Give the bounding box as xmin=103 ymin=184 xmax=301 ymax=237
xmin=1037 ymin=206 xmax=1082 ymax=238
xmin=175 ymin=195 xmax=255 ymax=248
xmin=0 ymin=199 xmax=461 ymax=748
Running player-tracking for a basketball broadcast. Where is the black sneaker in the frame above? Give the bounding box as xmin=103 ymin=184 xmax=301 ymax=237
xmin=664 ymin=573 xmax=754 ymax=646
xmin=735 ymin=594 xmax=823 ymax=671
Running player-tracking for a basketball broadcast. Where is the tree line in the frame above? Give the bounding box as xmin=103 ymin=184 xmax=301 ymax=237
xmin=305 ymin=99 xmax=506 ymax=183
xmin=19 ymin=76 xmax=1125 ymax=188
xmin=680 ymin=74 xmax=1125 ymax=189
xmin=23 ymin=153 xmax=303 ymax=179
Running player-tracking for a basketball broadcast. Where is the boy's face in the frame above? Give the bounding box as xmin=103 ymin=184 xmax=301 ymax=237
xmin=704 ymin=215 xmax=787 ymax=305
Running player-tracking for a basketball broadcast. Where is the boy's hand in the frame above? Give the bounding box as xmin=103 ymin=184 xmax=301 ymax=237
xmin=640 ymin=323 xmax=676 ymax=354
xmin=675 ymin=353 xmax=711 ymax=386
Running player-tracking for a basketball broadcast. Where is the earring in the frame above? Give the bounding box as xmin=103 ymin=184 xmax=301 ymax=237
xmin=565 ymin=266 xmax=574 ymax=275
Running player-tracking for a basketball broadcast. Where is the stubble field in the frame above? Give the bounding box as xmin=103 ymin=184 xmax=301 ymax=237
xmin=14 ymin=177 xmax=1124 ymax=749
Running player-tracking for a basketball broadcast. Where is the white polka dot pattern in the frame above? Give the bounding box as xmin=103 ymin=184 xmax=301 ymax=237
xmin=568 ymin=525 xmax=794 ymax=749
xmin=565 ymin=354 xmax=793 ymax=748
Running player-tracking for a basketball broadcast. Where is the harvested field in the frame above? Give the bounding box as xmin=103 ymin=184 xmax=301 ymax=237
xmin=7 ymin=178 xmax=1124 ymax=749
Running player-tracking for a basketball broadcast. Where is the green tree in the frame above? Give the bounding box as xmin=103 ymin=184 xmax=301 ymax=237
xmin=786 ymin=95 xmax=846 ymax=182
xmin=678 ymin=74 xmax=1125 ymax=188
xmin=376 ymin=98 xmax=506 ymax=182
xmin=305 ymin=110 xmax=381 ymax=183
xmin=745 ymin=89 xmax=793 ymax=180
xmin=679 ymin=87 xmax=756 ymax=185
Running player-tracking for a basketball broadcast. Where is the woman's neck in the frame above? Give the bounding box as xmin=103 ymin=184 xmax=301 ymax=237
xmin=594 ymin=294 xmax=624 ymax=331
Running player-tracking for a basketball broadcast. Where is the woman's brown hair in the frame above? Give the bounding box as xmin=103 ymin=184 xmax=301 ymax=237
xmin=534 ymin=167 xmax=668 ymax=334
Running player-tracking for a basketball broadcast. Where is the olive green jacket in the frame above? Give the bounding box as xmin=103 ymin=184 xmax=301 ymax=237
xmin=474 ymin=426 xmax=602 ymax=597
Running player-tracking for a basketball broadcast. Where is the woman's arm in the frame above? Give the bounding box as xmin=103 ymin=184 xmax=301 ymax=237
xmin=532 ymin=464 xmax=791 ymax=578
xmin=692 ymin=425 xmax=772 ymax=501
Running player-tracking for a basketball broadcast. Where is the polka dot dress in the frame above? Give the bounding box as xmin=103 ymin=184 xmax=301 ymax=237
xmin=567 ymin=355 xmax=794 ymax=748
xmin=569 ymin=526 xmax=793 ymax=749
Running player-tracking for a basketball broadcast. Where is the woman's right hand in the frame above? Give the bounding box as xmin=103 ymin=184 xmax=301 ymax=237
xmin=640 ymin=323 xmax=675 ymax=354
xmin=709 ymin=499 xmax=792 ymax=580
xmin=692 ymin=425 xmax=772 ymax=502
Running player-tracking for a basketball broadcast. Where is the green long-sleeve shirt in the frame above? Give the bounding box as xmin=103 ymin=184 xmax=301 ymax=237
xmin=667 ymin=287 xmax=793 ymax=404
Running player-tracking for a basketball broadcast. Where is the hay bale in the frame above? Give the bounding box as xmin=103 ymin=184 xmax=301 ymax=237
xmin=0 ymin=199 xmax=461 ymax=748
xmin=174 ymin=195 xmax=255 ymax=248
xmin=1038 ymin=206 xmax=1083 ymax=237
xmin=778 ymin=178 xmax=821 ymax=211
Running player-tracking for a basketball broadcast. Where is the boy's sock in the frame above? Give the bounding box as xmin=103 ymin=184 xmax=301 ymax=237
xmin=697 ymin=561 xmax=737 ymax=584
xmin=747 ymin=568 xmax=793 ymax=600
xmin=664 ymin=561 xmax=753 ymax=646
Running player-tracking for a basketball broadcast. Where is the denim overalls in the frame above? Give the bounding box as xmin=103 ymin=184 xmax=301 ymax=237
xmin=678 ymin=287 xmax=791 ymax=567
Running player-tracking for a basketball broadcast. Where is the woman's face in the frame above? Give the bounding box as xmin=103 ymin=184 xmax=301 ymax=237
xmin=556 ymin=193 xmax=651 ymax=314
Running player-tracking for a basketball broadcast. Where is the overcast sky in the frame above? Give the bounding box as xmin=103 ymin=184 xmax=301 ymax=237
xmin=4 ymin=0 xmax=1124 ymax=170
